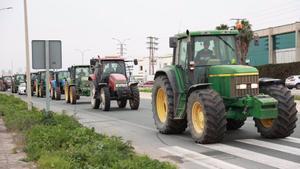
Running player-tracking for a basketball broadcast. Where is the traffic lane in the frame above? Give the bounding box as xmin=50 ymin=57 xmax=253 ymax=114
xmin=14 ymin=94 xmax=300 ymax=169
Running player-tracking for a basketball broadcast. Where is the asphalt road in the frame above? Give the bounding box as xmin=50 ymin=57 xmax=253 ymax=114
xmin=10 ymin=93 xmax=300 ymax=169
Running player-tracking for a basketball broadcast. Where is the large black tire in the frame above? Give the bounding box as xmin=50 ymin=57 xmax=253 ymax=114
xmin=117 ymin=99 xmax=127 ymax=108
xmin=152 ymin=75 xmax=187 ymax=134
xmin=65 ymin=85 xmax=70 ymax=103
xmin=55 ymin=87 xmax=61 ymax=100
xmin=226 ymin=119 xmax=245 ymax=130
xmin=70 ymin=86 xmax=77 ymax=104
xmin=100 ymin=87 xmax=110 ymax=111
xmin=254 ymin=85 xmax=298 ymax=138
xmin=129 ymin=85 xmax=140 ymax=110
xmin=50 ymin=87 xmax=55 ymax=100
xmin=91 ymin=83 xmax=100 ymax=109
xmin=187 ymin=89 xmax=226 ymax=144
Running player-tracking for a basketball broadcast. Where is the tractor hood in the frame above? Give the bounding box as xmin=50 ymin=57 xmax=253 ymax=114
xmin=109 ymin=73 xmax=127 ymax=83
xmin=208 ymin=65 xmax=258 ymax=77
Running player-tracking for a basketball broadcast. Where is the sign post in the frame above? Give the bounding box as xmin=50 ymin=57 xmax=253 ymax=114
xmin=32 ymin=40 xmax=62 ymax=115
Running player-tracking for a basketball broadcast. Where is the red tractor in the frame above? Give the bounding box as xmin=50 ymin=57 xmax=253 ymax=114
xmin=89 ymin=56 xmax=139 ymax=111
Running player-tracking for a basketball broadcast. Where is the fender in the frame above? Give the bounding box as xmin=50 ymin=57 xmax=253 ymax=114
xmin=88 ymin=74 xmax=96 ymax=81
xmin=187 ymin=83 xmax=211 ymax=97
xmin=154 ymin=65 xmax=187 ymax=119
xmin=259 ymin=77 xmax=284 ymax=87
xmin=129 ymin=82 xmax=138 ymax=87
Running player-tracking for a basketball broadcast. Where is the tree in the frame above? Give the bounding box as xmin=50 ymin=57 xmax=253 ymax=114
xmin=216 ymin=20 xmax=253 ymax=64
xmin=216 ymin=24 xmax=229 ymax=30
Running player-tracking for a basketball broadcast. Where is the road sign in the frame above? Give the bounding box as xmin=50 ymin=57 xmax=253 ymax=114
xmin=32 ymin=40 xmax=62 ymax=69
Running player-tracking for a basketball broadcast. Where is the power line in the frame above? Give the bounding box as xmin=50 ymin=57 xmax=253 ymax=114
xmin=112 ymin=38 xmax=129 ymax=57
xmin=146 ymin=36 xmax=158 ymax=75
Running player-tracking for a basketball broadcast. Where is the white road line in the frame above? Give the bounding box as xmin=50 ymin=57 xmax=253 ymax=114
xmin=202 ymin=144 xmax=300 ymax=169
xmin=282 ymin=137 xmax=300 ymax=144
xmin=236 ymin=139 xmax=300 ymax=156
xmin=160 ymin=146 xmax=245 ymax=169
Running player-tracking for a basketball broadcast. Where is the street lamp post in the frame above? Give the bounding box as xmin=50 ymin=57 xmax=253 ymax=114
xmin=23 ymin=0 xmax=32 ymax=111
xmin=112 ymin=38 xmax=130 ymax=56
xmin=75 ymin=49 xmax=91 ymax=64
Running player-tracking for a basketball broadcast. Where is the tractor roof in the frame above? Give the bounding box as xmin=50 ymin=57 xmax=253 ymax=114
xmin=73 ymin=65 xmax=90 ymax=68
xmin=175 ymin=30 xmax=239 ymax=39
xmin=100 ymin=56 xmax=125 ymax=61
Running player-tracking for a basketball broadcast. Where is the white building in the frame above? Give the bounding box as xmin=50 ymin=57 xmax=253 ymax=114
xmin=132 ymin=54 xmax=172 ymax=82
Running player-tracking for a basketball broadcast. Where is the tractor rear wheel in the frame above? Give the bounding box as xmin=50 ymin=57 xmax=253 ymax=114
xmin=254 ymin=85 xmax=298 ymax=138
xmin=55 ymin=87 xmax=61 ymax=100
xmin=226 ymin=119 xmax=245 ymax=130
xmin=152 ymin=75 xmax=187 ymax=134
xmin=70 ymin=86 xmax=77 ymax=104
xmin=187 ymin=89 xmax=226 ymax=144
xmin=100 ymin=87 xmax=110 ymax=111
xmin=117 ymin=99 xmax=127 ymax=108
xmin=129 ymin=85 xmax=139 ymax=110
xmin=91 ymin=83 xmax=100 ymax=109
xmin=65 ymin=85 xmax=70 ymax=103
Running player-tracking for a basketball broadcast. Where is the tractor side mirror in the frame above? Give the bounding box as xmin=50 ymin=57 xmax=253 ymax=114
xmin=68 ymin=67 xmax=71 ymax=72
xmin=133 ymin=59 xmax=138 ymax=65
xmin=169 ymin=37 xmax=177 ymax=48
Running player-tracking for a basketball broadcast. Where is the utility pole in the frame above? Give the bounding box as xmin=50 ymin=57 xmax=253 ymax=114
xmin=112 ymin=38 xmax=130 ymax=57
xmin=146 ymin=36 xmax=158 ymax=75
xmin=75 ymin=49 xmax=91 ymax=64
xmin=24 ymin=0 xmax=32 ymax=111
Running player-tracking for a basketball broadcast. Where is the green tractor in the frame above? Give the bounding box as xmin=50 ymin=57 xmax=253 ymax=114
xmin=11 ymin=74 xmax=26 ymax=93
xmin=65 ymin=65 xmax=91 ymax=104
xmin=152 ymin=30 xmax=298 ymax=144
xmin=35 ymin=71 xmax=54 ymax=97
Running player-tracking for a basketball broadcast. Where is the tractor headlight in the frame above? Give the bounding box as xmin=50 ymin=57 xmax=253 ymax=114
xmin=251 ymin=83 xmax=258 ymax=89
xmin=236 ymin=84 xmax=247 ymax=89
xmin=116 ymin=83 xmax=127 ymax=88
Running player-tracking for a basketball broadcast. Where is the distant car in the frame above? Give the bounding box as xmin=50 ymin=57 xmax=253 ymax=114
xmin=18 ymin=82 xmax=27 ymax=95
xmin=285 ymin=75 xmax=300 ymax=89
xmin=139 ymin=81 xmax=154 ymax=88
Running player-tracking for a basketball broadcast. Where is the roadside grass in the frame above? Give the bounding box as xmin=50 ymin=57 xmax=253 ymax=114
xmin=294 ymin=95 xmax=300 ymax=100
xmin=0 ymin=94 xmax=176 ymax=169
xmin=139 ymin=87 xmax=152 ymax=93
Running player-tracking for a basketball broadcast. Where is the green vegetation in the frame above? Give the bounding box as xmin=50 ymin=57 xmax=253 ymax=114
xmin=0 ymin=94 xmax=176 ymax=169
xmin=139 ymin=88 xmax=152 ymax=93
xmin=256 ymin=62 xmax=300 ymax=80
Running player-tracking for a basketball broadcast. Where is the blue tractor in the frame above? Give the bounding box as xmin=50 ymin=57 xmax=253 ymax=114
xmin=50 ymin=70 xmax=69 ymax=100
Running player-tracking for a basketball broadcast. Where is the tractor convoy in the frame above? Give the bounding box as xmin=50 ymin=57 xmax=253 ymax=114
xmin=1 ymin=29 xmax=298 ymax=144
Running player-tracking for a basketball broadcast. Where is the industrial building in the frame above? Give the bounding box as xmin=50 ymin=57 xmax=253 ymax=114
xmin=248 ymin=22 xmax=300 ymax=66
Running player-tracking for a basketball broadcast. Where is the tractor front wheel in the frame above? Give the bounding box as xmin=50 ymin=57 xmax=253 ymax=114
xmin=152 ymin=75 xmax=187 ymax=134
xmin=100 ymin=87 xmax=110 ymax=111
xmin=187 ymin=89 xmax=226 ymax=144
xmin=65 ymin=85 xmax=70 ymax=103
xmin=129 ymin=85 xmax=140 ymax=110
xmin=254 ymin=85 xmax=298 ymax=138
xmin=55 ymin=87 xmax=61 ymax=100
xmin=91 ymin=83 xmax=100 ymax=109
xmin=117 ymin=99 xmax=127 ymax=108
xmin=70 ymin=86 xmax=77 ymax=104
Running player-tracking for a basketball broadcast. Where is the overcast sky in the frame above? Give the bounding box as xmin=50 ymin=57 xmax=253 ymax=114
xmin=0 ymin=0 xmax=299 ymax=74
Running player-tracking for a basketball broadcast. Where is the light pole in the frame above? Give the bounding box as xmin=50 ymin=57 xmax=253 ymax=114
xmin=112 ymin=38 xmax=130 ymax=56
xmin=75 ymin=49 xmax=91 ymax=64
xmin=23 ymin=0 xmax=32 ymax=111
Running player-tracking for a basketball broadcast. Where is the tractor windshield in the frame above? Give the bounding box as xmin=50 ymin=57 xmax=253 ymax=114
xmin=58 ymin=71 xmax=69 ymax=79
xmin=16 ymin=75 xmax=25 ymax=82
xmin=102 ymin=60 xmax=126 ymax=75
xmin=193 ymin=35 xmax=238 ymax=65
xmin=75 ymin=67 xmax=90 ymax=79
xmin=3 ymin=77 xmax=11 ymax=82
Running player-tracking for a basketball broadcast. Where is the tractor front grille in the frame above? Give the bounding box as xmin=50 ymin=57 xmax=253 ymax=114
xmin=230 ymin=75 xmax=259 ymax=97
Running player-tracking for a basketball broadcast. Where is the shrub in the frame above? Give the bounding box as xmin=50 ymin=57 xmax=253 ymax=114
xmin=256 ymin=62 xmax=300 ymax=80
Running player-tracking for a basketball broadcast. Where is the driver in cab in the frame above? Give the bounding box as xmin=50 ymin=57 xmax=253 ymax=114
xmin=195 ymin=40 xmax=213 ymax=65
